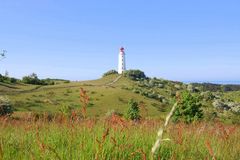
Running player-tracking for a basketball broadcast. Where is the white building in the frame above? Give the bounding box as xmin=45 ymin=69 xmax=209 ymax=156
xmin=118 ymin=47 xmax=126 ymax=74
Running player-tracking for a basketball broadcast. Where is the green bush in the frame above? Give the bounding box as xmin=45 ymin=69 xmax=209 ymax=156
xmin=0 ymin=74 xmax=19 ymax=84
xmin=123 ymin=70 xmax=146 ymax=81
xmin=22 ymin=73 xmax=41 ymax=85
xmin=0 ymin=96 xmax=13 ymax=116
xmin=172 ymin=91 xmax=203 ymax=123
xmin=126 ymin=99 xmax=141 ymax=121
xmin=41 ymin=78 xmax=55 ymax=85
xmin=10 ymin=78 xmax=18 ymax=83
xmin=22 ymin=73 xmax=55 ymax=85
xmin=103 ymin=70 xmax=118 ymax=77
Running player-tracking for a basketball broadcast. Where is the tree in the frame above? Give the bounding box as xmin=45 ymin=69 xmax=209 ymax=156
xmin=22 ymin=73 xmax=55 ymax=85
xmin=126 ymin=99 xmax=141 ymax=121
xmin=22 ymin=73 xmax=41 ymax=85
xmin=123 ymin=70 xmax=146 ymax=80
xmin=103 ymin=70 xmax=118 ymax=77
xmin=172 ymin=91 xmax=203 ymax=123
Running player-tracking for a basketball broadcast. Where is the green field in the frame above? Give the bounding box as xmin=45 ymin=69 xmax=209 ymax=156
xmin=1 ymin=74 xmax=240 ymax=160
xmin=1 ymin=74 xmax=240 ymax=121
xmin=1 ymin=75 xmax=168 ymax=118
xmin=1 ymin=117 xmax=239 ymax=160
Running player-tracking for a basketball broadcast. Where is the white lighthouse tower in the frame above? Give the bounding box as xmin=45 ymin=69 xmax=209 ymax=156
xmin=118 ymin=47 xmax=126 ymax=74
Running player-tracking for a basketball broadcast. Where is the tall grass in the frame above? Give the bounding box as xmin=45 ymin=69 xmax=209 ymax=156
xmin=0 ymin=115 xmax=239 ymax=160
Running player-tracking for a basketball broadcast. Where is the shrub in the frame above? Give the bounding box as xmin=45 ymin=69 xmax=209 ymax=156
xmin=212 ymin=100 xmax=240 ymax=114
xmin=230 ymin=104 xmax=240 ymax=114
xmin=172 ymin=91 xmax=203 ymax=123
xmin=200 ymin=91 xmax=215 ymax=101
xmin=0 ymin=74 xmax=4 ymax=82
xmin=0 ymin=96 xmax=13 ymax=116
xmin=158 ymin=83 xmax=164 ymax=88
xmin=147 ymin=92 xmax=158 ymax=99
xmin=10 ymin=78 xmax=18 ymax=83
xmin=41 ymin=78 xmax=55 ymax=85
xmin=157 ymin=95 xmax=165 ymax=102
xmin=212 ymin=100 xmax=231 ymax=110
xmin=123 ymin=70 xmax=146 ymax=81
xmin=103 ymin=70 xmax=118 ymax=77
xmin=126 ymin=99 xmax=141 ymax=121
xmin=22 ymin=73 xmax=41 ymax=85
xmin=148 ymin=79 xmax=156 ymax=87
xmin=187 ymin=84 xmax=194 ymax=92
xmin=22 ymin=73 xmax=55 ymax=85
xmin=132 ymin=89 xmax=140 ymax=94
xmin=0 ymin=74 xmax=18 ymax=84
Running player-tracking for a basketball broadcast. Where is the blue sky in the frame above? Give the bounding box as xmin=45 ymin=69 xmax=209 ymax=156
xmin=0 ymin=0 xmax=240 ymax=82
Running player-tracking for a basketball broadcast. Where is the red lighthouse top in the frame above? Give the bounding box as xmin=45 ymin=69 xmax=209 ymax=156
xmin=120 ymin=47 xmax=125 ymax=52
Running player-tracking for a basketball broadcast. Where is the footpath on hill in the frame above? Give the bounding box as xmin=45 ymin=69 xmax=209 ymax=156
xmin=104 ymin=75 xmax=122 ymax=86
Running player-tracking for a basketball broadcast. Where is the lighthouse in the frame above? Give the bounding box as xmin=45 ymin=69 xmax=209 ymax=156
xmin=118 ymin=47 xmax=126 ymax=74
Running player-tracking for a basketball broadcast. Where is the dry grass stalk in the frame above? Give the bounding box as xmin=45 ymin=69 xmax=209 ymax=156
xmin=205 ymin=140 xmax=216 ymax=160
xmin=176 ymin=124 xmax=183 ymax=145
xmin=151 ymin=102 xmax=178 ymax=159
xmin=95 ymin=128 xmax=110 ymax=160
xmin=80 ymin=88 xmax=89 ymax=119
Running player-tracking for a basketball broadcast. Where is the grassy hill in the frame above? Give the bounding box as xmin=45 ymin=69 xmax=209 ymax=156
xmin=1 ymin=72 xmax=240 ymax=159
xmin=1 ymin=72 xmax=240 ymax=123
xmin=0 ymin=74 xmax=170 ymax=118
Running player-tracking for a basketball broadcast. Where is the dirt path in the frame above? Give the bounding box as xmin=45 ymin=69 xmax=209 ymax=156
xmin=104 ymin=75 xmax=122 ymax=86
xmin=0 ymin=85 xmax=44 ymax=95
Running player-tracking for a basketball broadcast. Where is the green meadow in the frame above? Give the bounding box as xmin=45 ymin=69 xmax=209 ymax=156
xmin=1 ymin=73 xmax=240 ymax=160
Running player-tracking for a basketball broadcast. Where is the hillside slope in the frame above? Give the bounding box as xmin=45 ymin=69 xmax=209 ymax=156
xmin=1 ymin=73 xmax=240 ymax=122
xmin=1 ymin=75 xmax=168 ymax=118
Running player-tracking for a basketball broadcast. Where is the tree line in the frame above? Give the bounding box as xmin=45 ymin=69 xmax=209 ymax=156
xmin=0 ymin=73 xmax=69 ymax=85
